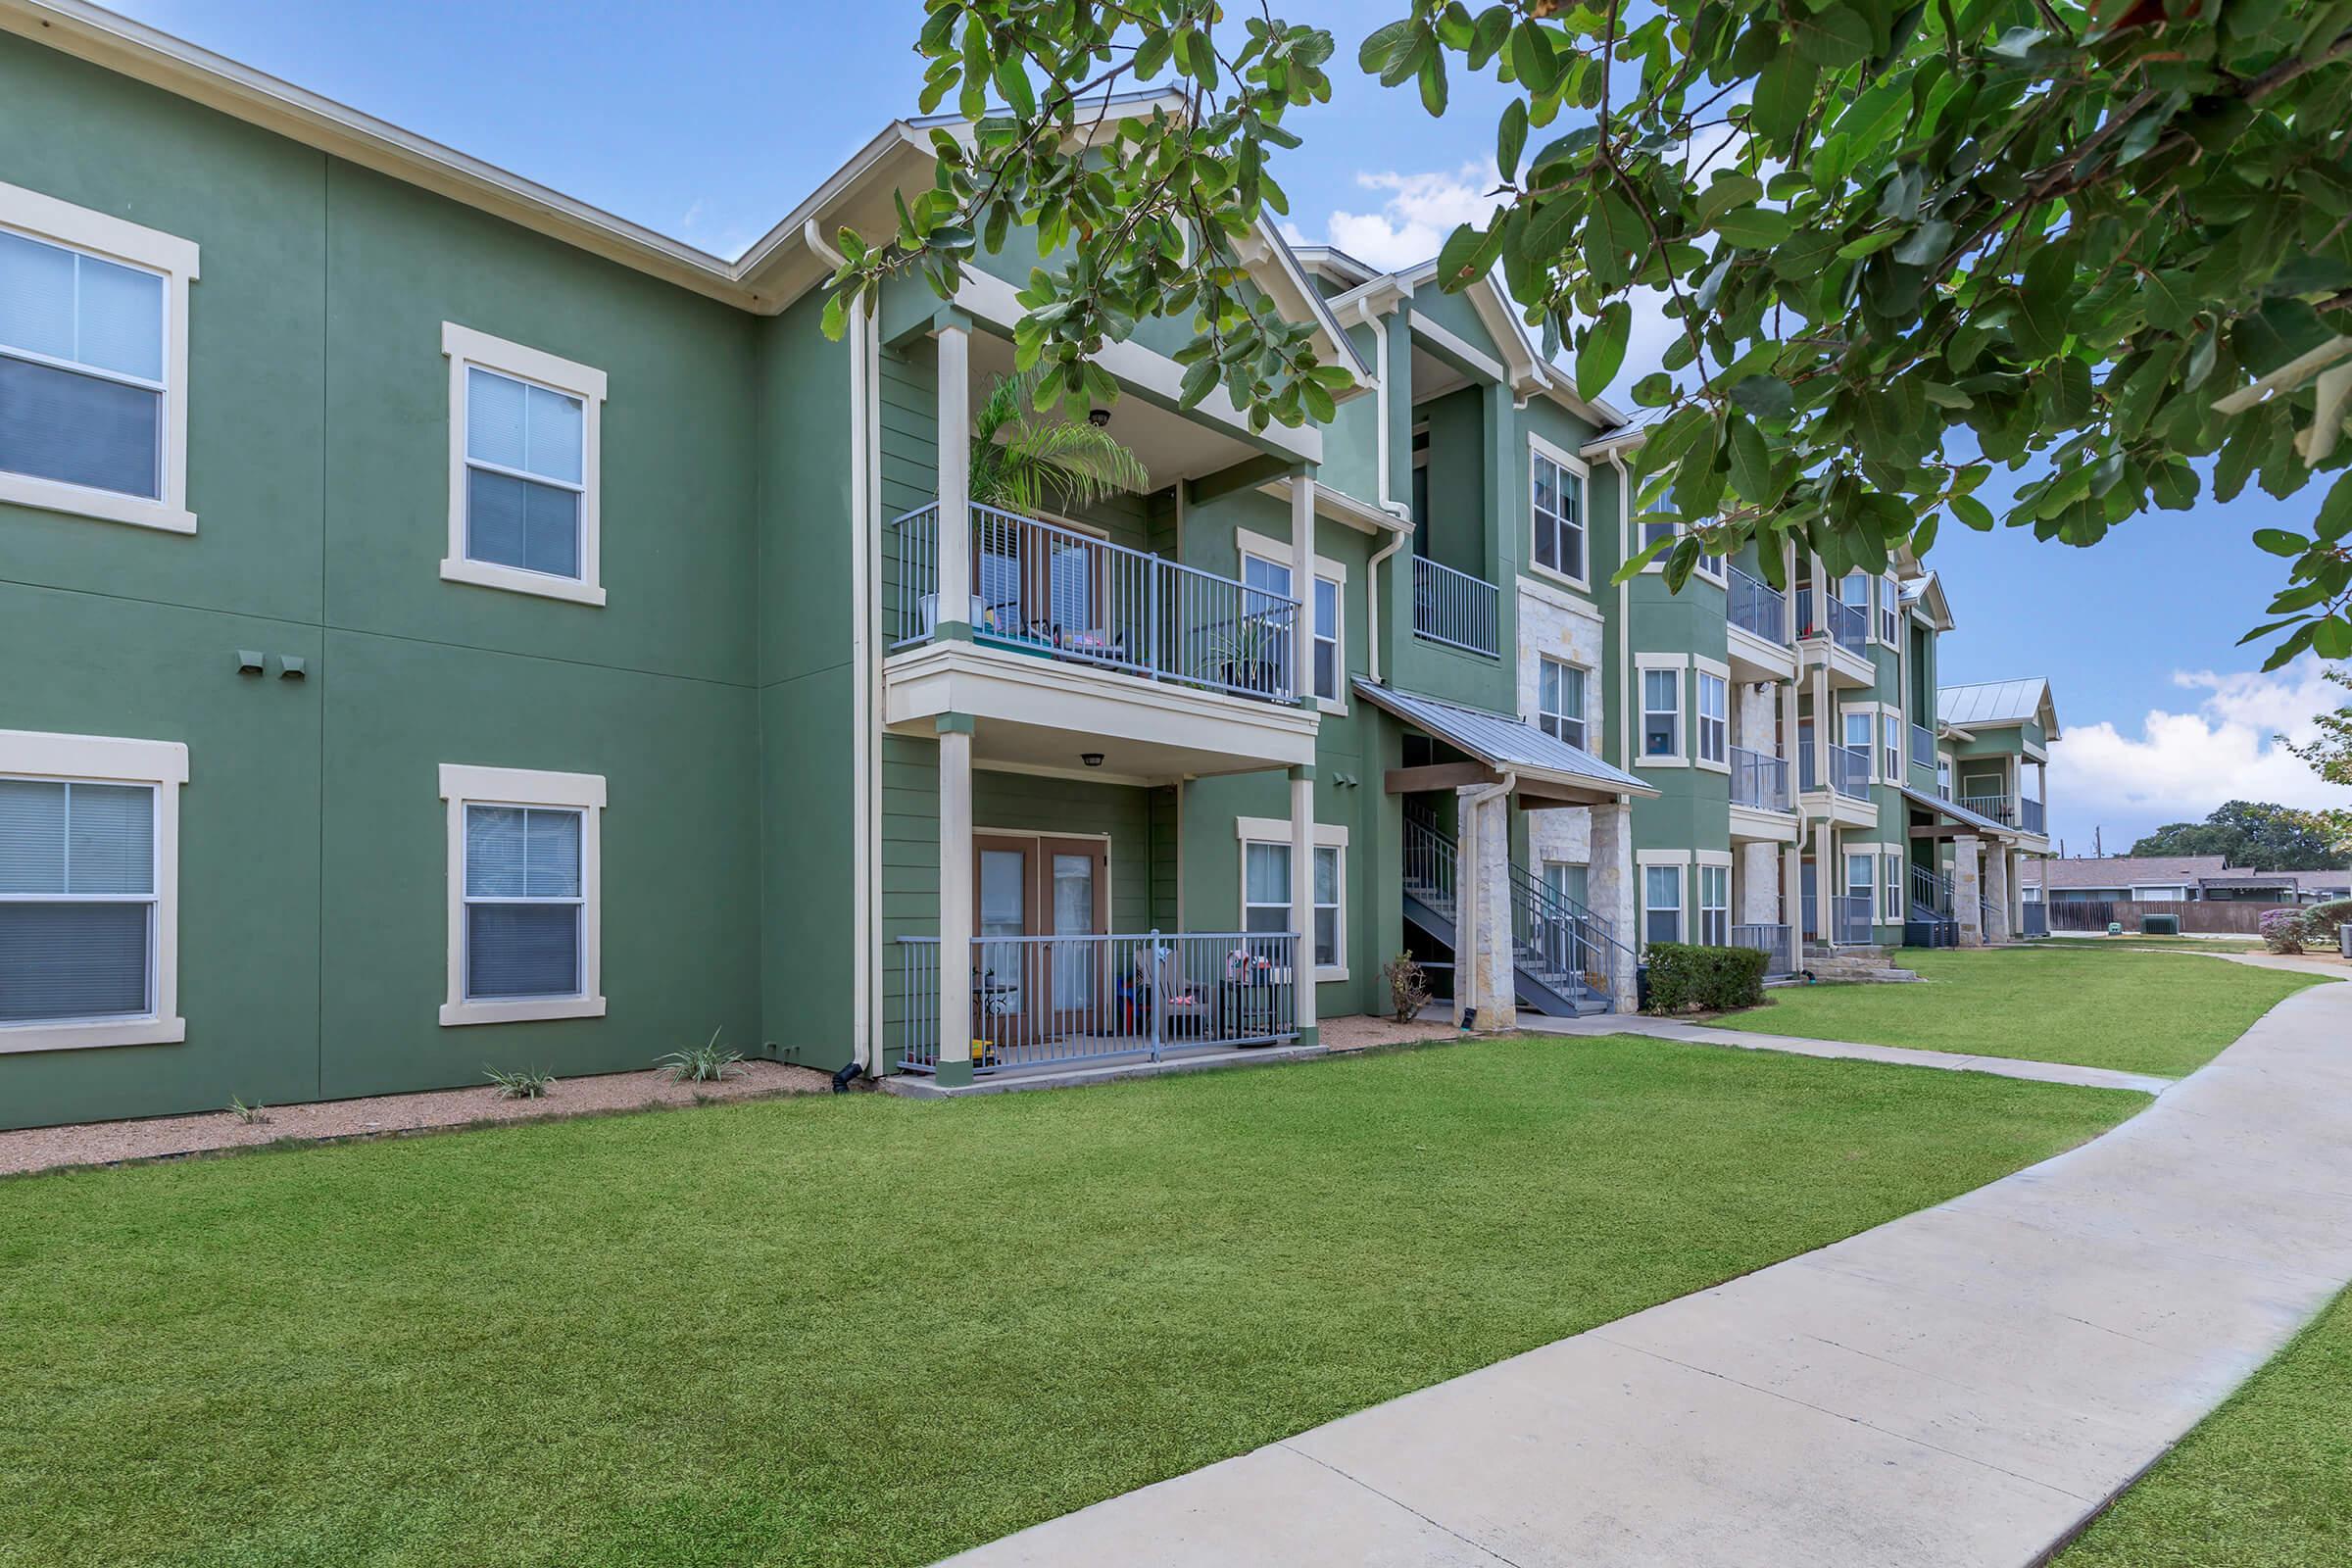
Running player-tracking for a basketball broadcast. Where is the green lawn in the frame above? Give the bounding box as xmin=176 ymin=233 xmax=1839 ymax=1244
xmin=2058 ymin=1282 xmax=2352 ymax=1566
xmin=0 ymin=1037 xmax=2139 ymax=1568
xmin=1716 ymin=945 xmax=2328 ymax=1077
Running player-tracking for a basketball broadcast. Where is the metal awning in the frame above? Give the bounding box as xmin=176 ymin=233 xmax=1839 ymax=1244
xmin=1898 ymin=783 xmax=2015 ymax=839
xmin=1353 ymin=680 xmax=1658 ymax=803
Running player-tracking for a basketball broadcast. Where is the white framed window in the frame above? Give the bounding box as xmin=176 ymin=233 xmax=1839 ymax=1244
xmin=1697 ymin=862 xmax=1730 ymax=946
xmin=441 ymin=323 xmax=607 ymax=607
xmin=0 ymin=181 xmax=199 ymax=534
xmin=1844 ymin=709 xmax=1876 ymax=781
xmin=1642 ymin=666 xmax=1683 ymax=760
xmin=1237 ymin=816 xmax=1348 ymax=979
xmin=1643 ymin=863 xmax=1684 ymax=948
xmin=1313 ymin=574 xmax=1341 ymax=706
xmin=1882 ymin=711 xmax=1902 ymax=783
xmin=1881 ymin=573 xmax=1900 ymax=645
xmin=1543 ymin=860 xmax=1589 ymax=910
xmin=1844 ymin=850 xmax=1877 ymax=925
xmin=1529 ymin=438 xmax=1588 ymax=588
xmin=1936 ymin=755 xmax=1953 ymax=800
xmin=439 ymin=763 xmax=606 ymax=1026
xmin=1882 ymin=850 xmax=1904 ymax=923
xmin=1539 ymin=656 xmax=1588 ymax=750
xmin=1638 ymin=502 xmax=1676 ymax=557
xmin=1696 ymin=670 xmax=1729 ymax=765
xmin=0 ymin=729 xmax=187 ymax=1053
xmin=1240 ymin=548 xmax=1298 ymax=700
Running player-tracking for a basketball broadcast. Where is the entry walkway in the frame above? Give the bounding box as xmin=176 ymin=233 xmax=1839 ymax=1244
xmin=941 ymin=973 xmax=2352 ymax=1567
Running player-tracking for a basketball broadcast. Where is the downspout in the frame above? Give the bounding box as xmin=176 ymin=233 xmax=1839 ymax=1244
xmin=1608 ymin=450 xmax=1634 ymax=773
xmin=805 ymin=220 xmax=879 ymax=1073
xmin=1356 ymin=293 xmax=1414 ymax=686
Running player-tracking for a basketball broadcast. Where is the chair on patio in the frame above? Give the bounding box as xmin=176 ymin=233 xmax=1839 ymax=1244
xmin=1132 ymin=943 xmax=1211 ymax=1039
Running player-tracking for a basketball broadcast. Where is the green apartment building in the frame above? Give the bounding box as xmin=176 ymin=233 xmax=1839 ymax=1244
xmin=0 ymin=2 xmax=2054 ymax=1128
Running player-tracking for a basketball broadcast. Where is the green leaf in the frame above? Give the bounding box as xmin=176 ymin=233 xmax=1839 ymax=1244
xmin=2318 ymin=469 xmax=2352 ymax=542
xmin=1728 ymin=375 xmax=1795 ymax=421
xmin=1712 ymin=207 xmax=1794 ymax=248
xmin=1496 ymin=98 xmax=1528 ymax=180
xmin=2011 ymin=246 xmax=2074 ymax=360
xmin=2253 ymin=528 xmax=2310 ymax=557
xmin=1578 ymin=301 xmax=1632 ymax=402
xmin=1950 ymin=495 xmax=1996 ymax=531
xmin=993 ymin=58 xmax=1035 ymax=118
xmin=1790 ymin=6 xmax=1875 ymax=68
xmin=1728 ymin=416 xmax=1772 ymax=500
xmin=1751 ymin=54 xmax=1820 ymax=144
xmin=1633 ymin=371 xmax=1675 ymax=407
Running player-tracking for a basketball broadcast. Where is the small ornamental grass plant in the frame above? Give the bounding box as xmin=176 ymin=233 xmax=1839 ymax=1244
xmin=656 ymin=1030 xmax=746 ymax=1085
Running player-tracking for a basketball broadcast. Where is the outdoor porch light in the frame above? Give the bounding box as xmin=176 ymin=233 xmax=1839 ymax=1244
xmin=1087 ymin=406 xmax=1111 ymax=428
xmin=1081 ymin=752 xmax=1104 ymax=767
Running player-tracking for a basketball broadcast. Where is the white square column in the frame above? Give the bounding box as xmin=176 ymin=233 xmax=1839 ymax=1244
xmin=935 ymin=715 xmax=976 ymax=1085
xmin=1290 ymin=766 xmax=1319 ymax=1047
xmin=934 ymin=320 xmax=971 ymax=634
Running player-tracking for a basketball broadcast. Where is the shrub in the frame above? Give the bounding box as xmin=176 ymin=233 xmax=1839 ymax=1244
xmin=2259 ymin=908 xmax=2308 ymax=955
xmin=1642 ymin=943 xmax=1768 ymax=1015
xmin=225 ymin=1097 xmax=270 ymax=1126
xmin=2305 ymin=898 xmax=2352 ymax=944
xmin=1381 ymin=953 xmax=1433 ymax=1022
xmin=657 ymin=1029 xmax=745 ymax=1084
xmin=485 ymin=1066 xmax=556 ymax=1100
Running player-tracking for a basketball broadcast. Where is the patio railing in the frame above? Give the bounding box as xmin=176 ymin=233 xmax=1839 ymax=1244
xmin=1731 ymin=922 xmax=1792 ymax=977
xmin=1726 ymin=565 xmax=1788 ymax=645
xmin=1832 ymin=744 xmax=1872 ymax=801
xmin=1508 ymin=859 xmax=1636 ymax=1010
xmin=1833 ymin=894 xmax=1875 ymax=946
xmin=1910 ymin=721 xmax=1935 ymax=768
xmin=889 ymin=501 xmax=1299 ymax=704
xmin=1730 ymin=745 xmax=1789 ymax=811
xmin=2020 ymin=796 xmax=2045 ymax=834
xmin=1958 ymin=792 xmax=2014 ymax=825
xmin=1412 ymin=555 xmax=1500 ymax=658
xmin=1794 ymin=587 xmax=1870 ymax=654
xmin=897 ymin=930 xmax=1299 ymax=1077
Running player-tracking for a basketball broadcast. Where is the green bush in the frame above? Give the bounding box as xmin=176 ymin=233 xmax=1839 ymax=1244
xmin=1643 ymin=943 xmax=1769 ymax=1015
xmin=2306 ymin=898 xmax=2352 ymax=944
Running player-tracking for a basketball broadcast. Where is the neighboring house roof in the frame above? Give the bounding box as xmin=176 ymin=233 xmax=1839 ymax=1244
xmin=2296 ymin=870 xmax=2352 ymax=895
xmin=2021 ymin=856 xmax=2231 ymax=889
xmin=1937 ymin=677 xmax=2062 ymax=739
xmin=2200 ymin=872 xmax=2300 ymax=890
xmin=2 ymin=3 xmax=1372 ymax=384
xmin=1350 ymin=681 xmax=1657 ymax=801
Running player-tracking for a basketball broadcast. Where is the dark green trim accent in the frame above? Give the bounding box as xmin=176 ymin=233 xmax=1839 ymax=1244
xmin=1294 ymin=1023 xmax=1320 ymax=1051
xmin=934 ymin=1054 xmax=975 ymax=1088
xmin=1289 ymin=763 xmax=1316 ymax=783
xmin=933 ymin=620 xmax=974 ymax=642
xmin=932 ymin=305 xmax=973 ymax=336
xmin=935 ymin=713 xmax=977 ymax=736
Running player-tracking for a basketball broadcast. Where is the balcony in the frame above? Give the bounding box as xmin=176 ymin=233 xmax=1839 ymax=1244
xmin=1910 ymin=722 xmax=1934 ymax=769
xmin=1730 ymin=922 xmax=1792 ymax=977
xmin=2021 ymin=796 xmax=2045 ymax=835
xmin=1727 ymin=565 xmax=1788 ymax=645
xmin=1958 ymin=792 xmax=2014 ymax=826
xmin=1794 ymin=587 xmax=1869 ymax=655
xmin=1832 ymin=744 xmax=1872 ymax=801
xmin=891 ymin=502 xmax=1298 ymax=704
xmin=1730 ymin=746 xmax=1789 ymax=812
xmin=1413 ymin=556 xmax=1500 ymax=659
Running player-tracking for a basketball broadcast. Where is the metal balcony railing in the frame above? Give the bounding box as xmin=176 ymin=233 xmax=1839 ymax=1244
xmin=1729 ymin=746 xmax=1789 ymax=811
xmin=1958 ymin=792 xmax=2015 ymax=825
xmin=1832 ymin=745 xmax=1872 ymax=801
xmin=1833 ymin=894 xmax=1875 ymax=945
xmin=889 ymin=501 xmax=1299 ymax=703
xmin=1910 ymin=722 xmax=1935 ymax=768
xmin=1793 ymin=587 xmax=1869 ymax=654
xmin=1412 ymin=555 xmax=1500 ymax=658
xmin=1726 ymin=565 xmax=1788 ymax=645
xmin=2022 ymin=902 xmax=2049 ymax=937
xmin=1730 ymin=922 xmax=1792 ymax=977
xmin=2020 ymin=797 xmax=2046 ymax=834
xmin=896 ymin=930 xmax=1299 ymax=1077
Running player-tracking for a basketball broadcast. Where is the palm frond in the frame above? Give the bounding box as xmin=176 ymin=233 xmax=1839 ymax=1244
xmin=968 ymin=369 xmax=1149 ymax=515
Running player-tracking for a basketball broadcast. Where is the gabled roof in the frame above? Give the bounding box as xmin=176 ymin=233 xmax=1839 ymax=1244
xmin=1938 ymin=678 xmax=2061 ymax=739
xmin=1897 ymin=785 xmax=2018 ymax=842
xmin=1901 ymin=570 xmax=1956 ymax=632
xmin=5 ymin=3 xmax=1370 ymax=383
xmin=2022 ymin=856 xmax=2230 ymax=889
xmin=1351 ymin=681 xmax=1656 ymax=800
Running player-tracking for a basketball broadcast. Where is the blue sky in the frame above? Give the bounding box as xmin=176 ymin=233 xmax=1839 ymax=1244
xmin=109 ymin=0 xmax=2352 ymax=852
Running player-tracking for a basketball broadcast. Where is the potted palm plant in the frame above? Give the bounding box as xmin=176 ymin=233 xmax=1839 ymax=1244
xmin=968 ymin=369 xmax=1149 ymax=515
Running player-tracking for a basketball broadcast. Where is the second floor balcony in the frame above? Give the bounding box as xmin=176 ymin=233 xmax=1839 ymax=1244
xmin=1412 ymin=556 xmax=1500 ymax=659
xmin=1910 ymin=721 xmax=1935 ymax=769
xmin=1727 ymin=565 xmax=1789 ymax=646
xmin=1794 ymin=587 xmax=1870 ymax=657
xmin=1730 ymin=746 xmax=1789 ymax=812
xmin=891 ymin=501 xmax=1299 ymax=705
xmin=1800 ymin=743 xmax=1874 ymax=802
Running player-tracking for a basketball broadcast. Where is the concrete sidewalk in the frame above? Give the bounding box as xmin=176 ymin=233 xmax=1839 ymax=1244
xmin=942 ymin=975 xmax=2352 ymax=1568
xmin=1517 ymin=1012 xmax=2178 ymax=1096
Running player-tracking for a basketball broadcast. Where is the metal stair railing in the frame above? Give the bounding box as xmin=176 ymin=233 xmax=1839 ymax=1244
xmin=1508 ymin=862 xmax=1636 ymax=1009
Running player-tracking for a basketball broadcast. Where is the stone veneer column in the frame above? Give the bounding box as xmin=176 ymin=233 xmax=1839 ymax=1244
xmin=1984 ymin=844 xmax=2013 ymax=943
xmin=1456 ymin=786 xmax=1517 ymax=1031
xmin=1953 ymin=835 xmax=1984 ymax=947
xmin=1588 ymin=801 xmax=1637 ymax=1013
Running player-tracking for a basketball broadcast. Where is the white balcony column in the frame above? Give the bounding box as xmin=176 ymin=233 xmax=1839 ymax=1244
xmin=934 ymin=318 xmax=972 ymax=637
xmin=1781 ymin=843 xmax=1802 ymax=938
xmin=1811 ymin=663 xmax=1833 ymax=786
xmin=1588 ymin=800 xmax=1637 ymax=1012
xmin=936 ymin=714 xmax=976 ymax=1086
xmin=1810 ymin=819 xmax=1835 ymax=944
xmin=1984 ymin=846 xmax=2014 ymax=943
xmin=1290 ymin=471 xmax=1316 ymax=705
xmin=1289 ymin=765 xmax=1320 ymax=1046
xmin=1953 ymin=834 xmax=1984 ymax=947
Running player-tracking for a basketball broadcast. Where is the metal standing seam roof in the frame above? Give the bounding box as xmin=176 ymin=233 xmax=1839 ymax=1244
xmin=1937 ymin=678 xmax=2057 ymax=730
xmin=1350 ymin=681 xmax=1658 ymax=798
xmin=1896 ymin=784 xmax=2019 ymax=840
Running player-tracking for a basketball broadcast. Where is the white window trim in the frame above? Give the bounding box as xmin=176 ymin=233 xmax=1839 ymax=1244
xmin=1838 ymin=701 xmax=1881 ymax=784
xmin=1234 ymin=814 xmax=1348 ymax=982
xmin=1692 ymin=656 xmax=1731 ymax=774
xmin=440 ymin=322 xmax=609 ymax=607
xmin=1881 ymin=841 xmax=1906 ymax=924
xmin=1695 ymin=859 xmax=1732 ymax=946
xmin=0 ymin=728 xmax=188 ymax=1053
xmin=1635 ymin=652 xmax=1688 ymax=768
xmin=1880 ymin=572 xmax=1902 ymax=648
xmin=0 ymin=181 xmax=199 ymax=535
xmin=439 ymin=762 xmax=607 ymax=1026
xmin=1525 ymin=432 xmax=1592 ymax=593
xmin=1638 ymin=850 xmax=1689 ymax=949
xmin=1235 ymin=526 xmax=1348 ymax=715
xmin=1536 ymin=653 xmax=1592 ymax=753
xmin=1638 ymin=517 xmax=1729 ymax=586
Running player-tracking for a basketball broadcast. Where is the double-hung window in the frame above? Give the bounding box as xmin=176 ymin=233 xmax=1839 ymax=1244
xmin=1881 ymin=573 xmax=1900 ymax=644
xmin=1697 ymin=863 xmax=1730 ymax=946
xmin=1312 ymin=575 xmax=1341 ymax=705
xmin=1696 ymin=671 xmax=1728 ymax=764
xmin=1882 ymin=712 xmax=1902 ymax=782
xmin=1240 ymin=552 xmax=1297 ymax=698
xmin=1844 ymin=710 xmax=1875 ymax=780
xmin=1539 ymin=657 xmax=1588 ymax=749
xmin=1543 ymin=861 xmax=1589 ymax=911
xmin=1882 ymin=852 xmax=1905 ymax=924
xmin=0 ymin=182 xmax=198 ymax=532
xmin=1639 ymin=504 xmax=1677 ymax=556
xmin=440 ymin=764 xmax=605 ymax=1026
xmin=1531 ymin=447 xmax=1585 ymax=582
xmin=442 ymin=324 xmax=607 ymax=606
xmin=1642 ymin=668 xmax=1682 ymax=759
xmin=1243 ymin=841 xmax=1290 ymax=941
xmin=0 ymin=730 xmax=186 ymax=1051
xmin=1643 ymin=864 xmax=1683 ymax=947
xmin=1240 ymin=822 xmax=1347 ymax=975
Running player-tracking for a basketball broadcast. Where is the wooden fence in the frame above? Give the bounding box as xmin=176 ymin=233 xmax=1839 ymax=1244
xmin=2045 ymin=900 xmax=2277 ymax=935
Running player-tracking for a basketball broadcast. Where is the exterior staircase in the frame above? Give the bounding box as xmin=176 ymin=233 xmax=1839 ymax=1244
xmin=1401 ymin=813 xmax=1626 ymax=1016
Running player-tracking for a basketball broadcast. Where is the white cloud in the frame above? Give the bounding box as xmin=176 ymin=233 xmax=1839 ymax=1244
xmin=1290 ymin=162 xmax=1509 ymax=273
xmin=2051 ymin=659 xmax=2352 ymax=837
xmin=674 ymin=198 xmax=760 ymax=264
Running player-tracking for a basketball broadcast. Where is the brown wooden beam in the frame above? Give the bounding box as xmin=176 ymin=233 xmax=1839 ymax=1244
xmin=1383 ymin=762 xmax=1495 ymax=796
